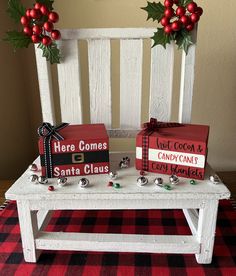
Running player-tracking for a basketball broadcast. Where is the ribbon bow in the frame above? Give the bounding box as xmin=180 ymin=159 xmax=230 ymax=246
xmin=38 ymin=122 xmax=68 ymax=141
xmin=142 ymin=118 xmax=182 ymax=131
xmin=38 ymin=122 xmax=69 ymax=178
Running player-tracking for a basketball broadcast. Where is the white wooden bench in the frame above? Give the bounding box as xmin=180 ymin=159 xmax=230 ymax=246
xmin=5 ymin=28 xmax=231 ymax=264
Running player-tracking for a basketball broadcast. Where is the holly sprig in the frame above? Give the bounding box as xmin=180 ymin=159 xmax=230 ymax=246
xmin=4 ymin=0 xmax=61 ymax=64
xmin=142 ymin=1 xmax=203 ymax=54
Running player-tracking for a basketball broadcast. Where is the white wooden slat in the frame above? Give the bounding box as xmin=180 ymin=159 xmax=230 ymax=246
xmin=88 ymin=39 xmax=111 ymax=127
xmin=61 ymin=28 xmax=156 ymax=40
xmin=183 ymin=209 xmax=199 ymax=236
xmin=57 ymin=40 xmax=83 ymax=124
xmin=120 ymin=39 xmax=143 ymax=129
xmin=149 ymin=43 xmax=174 ymax=121
xmin=17 ymin=200 xmax=41 ymax=262
xmin=36 ymin=232 xmax=200 ymax=254
xmin=178 ymin=27 xmax=198 ymax=123
xmin=34 ymin=45 xmax=55 ymax=124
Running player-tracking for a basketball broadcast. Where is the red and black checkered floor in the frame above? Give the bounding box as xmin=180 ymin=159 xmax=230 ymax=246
xmin=0 ymin=200 xmax=235 ymax=275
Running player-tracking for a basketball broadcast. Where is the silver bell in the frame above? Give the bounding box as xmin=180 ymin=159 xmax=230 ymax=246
xmin=57 ymin=177 xmax=67 ymax=187
xmin=109 ymin=171 xmax=118 ymax=180
xmin=29 ymin=174 xmax=38 ymax=183
xmin=137 ymin=176 xmax=148 ymax=186
xmin=154 ymin=177 xmax=163 ymax=186
xmin=28 ymin=163 xmax=38 ymax=172
xmin=79 ymin=178 xmax=89 ymax=188
xmin=169 ymin=175 xmax=179 ymax=185
xmin=209 ymin=175 xmax=220 ymax=184
xmin=38 ymin=176 xmax=48 ymax=184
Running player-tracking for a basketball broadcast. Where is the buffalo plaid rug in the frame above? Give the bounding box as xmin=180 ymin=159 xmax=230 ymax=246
xmin=0 ymin=200 xmax=235 ymax=276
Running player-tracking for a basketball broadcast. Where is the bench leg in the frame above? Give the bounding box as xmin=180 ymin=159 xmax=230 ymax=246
xmin=195 ymin=199 xmax=219 ymax=264
xmin=17 ymin=200 xmax=41 ymax=262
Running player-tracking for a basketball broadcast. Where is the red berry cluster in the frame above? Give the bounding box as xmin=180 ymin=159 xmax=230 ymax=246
xmin=20 ymin=2 xmax=61 ymax=46
xmin=161 ymin=0 xmax=203 ymax=34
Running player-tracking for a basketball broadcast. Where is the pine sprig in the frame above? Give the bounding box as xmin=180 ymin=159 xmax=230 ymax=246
xmin=7 ymin=0 xmax=26 ymax=23
xmin=38 ymin=42 xmax=61 ymax=64
xmin=4 ymin=31 xmax=31 ymax=49
xmin=141 ymin=1 xmax=165 ymax=22
xmin=175 ymin=29 xmax=193 ymax=54
xmin=36 ymin=0 xmax=54 ymax=11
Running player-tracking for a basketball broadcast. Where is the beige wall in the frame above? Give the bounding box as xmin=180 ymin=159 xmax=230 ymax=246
xmin=0 ymin=0 xmax=236 ymax=178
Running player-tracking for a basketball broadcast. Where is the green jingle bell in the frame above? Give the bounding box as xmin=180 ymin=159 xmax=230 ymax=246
xmin=190 ymin=179 xmax=196 ymax=185
xmin=163 ymin=184 xmax=172 ymax=190
xmin=113 ymin=183 xmax=121 ymax=189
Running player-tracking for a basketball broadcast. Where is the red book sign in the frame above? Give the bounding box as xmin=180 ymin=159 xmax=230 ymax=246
xmin=136 ymin=123 xmax=209 ymax=180
xmin=38 ymin=124 xmax=109 ymax=178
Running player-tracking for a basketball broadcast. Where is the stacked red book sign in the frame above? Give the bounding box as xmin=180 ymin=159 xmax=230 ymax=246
xmin=38 ymin=123 xmax=109 ymax=178
xmin=136 ymin=118 xmax=209 ymax=180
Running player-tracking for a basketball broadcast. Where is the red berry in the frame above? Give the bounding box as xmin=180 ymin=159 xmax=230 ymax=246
xmin=176 ymin=6 xmax=186 ymax=17
xmin=171 ymin=20 xmax=182 ymax=31
xmin=187 ymin=2 xmax=197 ymax=13
xmin=31 ymin=34 xmax=41 ymax=43
xmin=30 ymin=8 xmax=42 ymax=19
xmin=42 ymin=36 xmax=52 ymax=46
xmin=160 ymin=17 xmax=169 ymax=27
xmin=190 ymin=13 xmax=200 ymax=23
xmin=34 ymin=3 xmax=41 ymax=9
xmin=164 ymin=24 xmax=172 ymax=34
xmin=164 ymin=0 xmax=173 ymax=8
xmin=180 ymin=15 xmax=190 ymax=26
xmin=48 ymin=185 xmax=54 ymax=191
xmin=51 ymin=30 xmax=61 ymax=40
xmin=186 ymin=23 xmax=194 ymax=32
xmin=164 ymin=8 xmax=174 ymax=18
xmin=173 ymin=0 xmax=179 ymax=4
xmin=43 ymin=21 xmax=54 ymax=32
xmin=195 ymin=7 xmax=203 ymax=16
xmin=25 ymin=9 xmax=31 ymax=18
xmin=48 ymin=12 xmax=59 ymax=23
xmin=20 ymin=16 xmax=29 ymax=26
xmin=23 ymin=26 xmax=33 ymax=36
xmin=32 ymin=25 xmax=42 ymax=35
xmin=40 ymin=4 xmax=49 ymax=15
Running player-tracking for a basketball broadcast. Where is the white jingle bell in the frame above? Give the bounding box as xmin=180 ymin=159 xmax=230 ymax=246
xmin=209 ymin=175 xmax=220 ymax=184
xmin=79 ymin=178 xmax=89 ymax=188
xmin=38 ymin=176 xmax=48 ymax=184
xmin=28 ymin=163 xmax=38 ymax=172
xmin=169 ymin=175 xmax=179 ymax=185
xmin=154 ymin=177 xmax=163 ymax=186
xmin=29 ymin=174 xmax=38 ymax=183
xmin=57 ymin=177 xmax=67 ymax=187
xmin=137 ymin=176 xmax=148 ymax=187
xmin=109 ymin=171 xmax=118 ymax=180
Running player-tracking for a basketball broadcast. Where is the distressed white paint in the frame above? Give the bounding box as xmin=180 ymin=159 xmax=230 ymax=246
xmin=196 ymin=200 xmax=219 ymax=264
xmin=178 ymin=27 xmax=197 ymax=123
xmin=17 ymin=200 xmax=40 ymax=262
xmin=107 ymin=129 xmax=139 ymax=138
xmin=57 ymin=40 xmax=83 ymax=124
xmin=5 ymin=153 xmax=230 ymax=263
xmin=120 ymin=39 xmax=143 ymax=129
xmin=61 ymin=28 xmax=156 ymax=40
xmin=88 ymin=39 xmax=111 ymax=127
xmin=36 ymin=232 xmax=200 ymax=254
xmin=183 ymin=209 xmax=199 ymax=236
xmin=34 ymin=45 xmax=55 ymax=124
xmin=149 ymin=43 xmax=174 ymax=121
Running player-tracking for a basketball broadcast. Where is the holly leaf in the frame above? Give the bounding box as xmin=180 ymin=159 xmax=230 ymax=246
xmin=141 ymin=1 xmax=165 ymax=22
xmin=175 ymin=29 xmax=193 ymax=54
xmin=36 ymin=0 xmax=54 ymax=11
xmin=151 ymin=28 xmax=172 ymax=48
xmin=7 ymin=0 xmax=26 ymax=23
xmin=178 ymin=0 xmax=192 ymax=7
xmin=3 ymin=31 xmax=31 ymax=49
xmin=38 ymin=42 xmax=60 ymax=64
